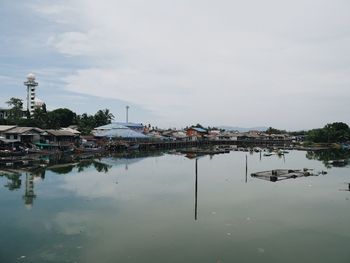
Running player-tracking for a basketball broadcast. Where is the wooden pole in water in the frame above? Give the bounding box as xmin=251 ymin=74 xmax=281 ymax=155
xmin=245 ymin=155 xmax=248 ymax=183
xmin=195 ymin=158 xmax=198 ymax=221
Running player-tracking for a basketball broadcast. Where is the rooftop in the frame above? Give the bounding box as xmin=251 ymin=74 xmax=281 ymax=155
xmin=94 ymin=128 xmax=147 ymax=139
xmin=4 ymin=127 xmax=43 ymax=134
xmin=0 ymin=125 xmax=17 ymax=132
xmin=44 ymin=130 xmax=77 ymax=137
xmin=115 ymin=122 xmax=144 ymax=128
xmin=189 ymin=127 xmax=207 ymax=133
xmin=94 ymin=123 xmax=128 ymax=130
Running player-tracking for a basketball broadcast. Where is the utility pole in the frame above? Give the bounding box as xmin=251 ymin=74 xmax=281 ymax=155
xmin=126 ymin=105 xmax=129 ymax=123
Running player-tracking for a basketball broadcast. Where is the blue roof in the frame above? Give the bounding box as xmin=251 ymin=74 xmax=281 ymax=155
xmin=191 ymin=127 xmax=207 ymax=133
xmin=94 ymin=129 xmax=147 ymax=139
xmin=115 ymin=122 xmax=143 ymax=128
xmin=95 ymin=123 xmax=128 ymax=130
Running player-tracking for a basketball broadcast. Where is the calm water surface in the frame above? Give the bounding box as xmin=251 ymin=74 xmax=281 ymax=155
xmin=1 ymin=150 xmax=350 ymax=263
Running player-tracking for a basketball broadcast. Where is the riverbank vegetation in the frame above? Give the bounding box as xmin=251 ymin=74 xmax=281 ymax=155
xmin=0 ymin=97 xmax=114 ymax=134
xmin=306 ymin=122 xmax=350 ymax=143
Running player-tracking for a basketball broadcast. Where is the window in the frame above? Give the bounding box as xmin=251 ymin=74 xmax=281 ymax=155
xmin=6 ymin=135 xmax=10 ymax=139
xmin=14 ymin=135 xmax=18 ymax=140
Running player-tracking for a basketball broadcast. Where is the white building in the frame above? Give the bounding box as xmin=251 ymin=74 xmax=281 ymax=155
xmin=24 ymin=73 xmax=38 ymax=115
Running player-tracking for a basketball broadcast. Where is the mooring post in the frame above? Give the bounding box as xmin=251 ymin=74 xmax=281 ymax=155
xmin=245 ymin=155 xmax=248 ymax=183
xmin=195 ymin=158 xmax=198 ymax=220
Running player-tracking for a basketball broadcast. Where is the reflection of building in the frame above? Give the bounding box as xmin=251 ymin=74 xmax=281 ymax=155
xmin=23 ymin=173 xmax=36 ymax=209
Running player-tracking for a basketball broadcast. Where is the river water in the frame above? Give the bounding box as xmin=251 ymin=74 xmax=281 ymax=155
xmin=0 ymin=150 xmax=350 ymax=263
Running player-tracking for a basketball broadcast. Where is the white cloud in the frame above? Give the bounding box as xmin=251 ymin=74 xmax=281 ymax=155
xmin=34 ymin=0 xmax=350 ymax=128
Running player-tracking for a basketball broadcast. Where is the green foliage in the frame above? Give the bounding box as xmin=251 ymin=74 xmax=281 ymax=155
xmin=94 ymin=109 xmax=114 ymax=127
xmin=2 ymin=97 xmax=115 ymax=135
xmin=76 ymin=113 xmax=96 ymax=135
xmin=307 ymin=122 xmax=350 ymax=143
xmin=265 ymin=127 xmax=286 ymax=134
xmin=6 ymin=97 xmax=24 ymax=122
xmin=47 ymin=108 xmax=76 ymax=129
xmin=32 ymin=105 xmax=48 ymax=128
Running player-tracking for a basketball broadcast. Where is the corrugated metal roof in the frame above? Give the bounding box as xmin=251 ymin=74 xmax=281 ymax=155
xmin=190 ymin=127 xmax=207 ymax=133
xmin=115 ymin=122 xmax=143 ymax=128
xmin=95 ymin=123 xmax=128 ymax=130
xmin=94 ymin=128 xmax=147 ymax=139
xmin=0 ymin=125 xmax=17 ymax=132
xmin=5 ymin=127 xmax=43 ymax=134
xmin=60 ymin=127 xmax=81 ymax=134
xmin=44 ymin=130 xmax=76 ymax=136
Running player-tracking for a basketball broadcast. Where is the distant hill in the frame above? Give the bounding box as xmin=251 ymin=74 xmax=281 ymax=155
xmin=218 ymin=126 xmax=268 ymax=132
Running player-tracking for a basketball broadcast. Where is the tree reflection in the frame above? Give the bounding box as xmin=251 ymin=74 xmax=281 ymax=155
xmin=306 ymin=149 xmax=350 ymax=168
xmin=49 ymin=164 xmax=75 ymax=174
xmin=2 ymin=172 xmax=22 ymax=191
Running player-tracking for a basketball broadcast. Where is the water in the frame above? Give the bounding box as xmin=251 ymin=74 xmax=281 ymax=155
xmin=1 ymin=150 xmax=350 ymax=263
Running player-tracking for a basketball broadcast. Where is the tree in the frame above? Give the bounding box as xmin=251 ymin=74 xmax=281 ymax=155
xmin=94 ymin=109 xmax=114 ymax=127
xmin=47 ymin=108 xmax=76 ymax=129
xmin=32 ymin=107 xmax=48 ymax=129
xmin=307 ymin=122 xmax=350 ymax=143
xmin=76 ymin=113 xmax=96 ymax=135
xmin=265 ymin=127 xmax=286 ymax=135
xmin=6 ymin=97 xmax=24 ymax=122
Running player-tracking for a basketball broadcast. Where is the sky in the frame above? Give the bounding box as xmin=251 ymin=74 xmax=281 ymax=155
xmin=0 ymin=0 xmax=349 ymax=130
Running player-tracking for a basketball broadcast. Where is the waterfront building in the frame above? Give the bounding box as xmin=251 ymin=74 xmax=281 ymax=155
xmin=2 ymin=127 xmax=43 ymax=144
xmin=41 ymin=130 xmax=78 ymax=146
xmin=0 ymin=125 xmax=17 ymax=140
xmin=186 ymin=127 xmax=208 ymax=140
xmin=0 ymin=108 xmax=10 ymax=120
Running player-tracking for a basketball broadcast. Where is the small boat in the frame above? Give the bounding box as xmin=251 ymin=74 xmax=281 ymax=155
xmin=263 ymin=153 xmax=273 ymax=157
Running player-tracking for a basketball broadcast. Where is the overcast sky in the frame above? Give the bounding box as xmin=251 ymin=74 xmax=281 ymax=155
xmin=1 ymin=0 xmax=349 ymax=130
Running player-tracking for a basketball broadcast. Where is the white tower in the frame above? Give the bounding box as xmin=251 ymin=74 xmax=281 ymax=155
xmin=24 ymin=73 xmax=38 ymax=115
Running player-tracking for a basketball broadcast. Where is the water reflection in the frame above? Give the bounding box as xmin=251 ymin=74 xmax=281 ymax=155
xmin=2 ymin=171 xmax=21 ymax=191
xmin=306 ymin=149 xmax=350 ymax=168
xmin=340 ymin=183 xmax=350 ymax=192
xmin=23 ymin=173 xmax=36 ymax=209
xmin=0 ymin=150 xmax=171 ymax=209
xmin=1 ymin=150 xmax=350 ymax=262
